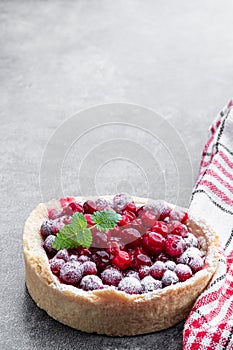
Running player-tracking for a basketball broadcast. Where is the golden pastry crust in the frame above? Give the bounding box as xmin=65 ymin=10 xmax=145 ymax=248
xmin=23 ymin=196 xmax=219 ymax=336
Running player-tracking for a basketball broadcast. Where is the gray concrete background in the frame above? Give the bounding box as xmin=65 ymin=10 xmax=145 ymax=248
xmin=1 ymin=1 xmax=233 ymax=349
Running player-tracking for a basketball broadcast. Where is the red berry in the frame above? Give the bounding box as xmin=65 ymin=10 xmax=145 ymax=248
xmin=169 ymin=209 xmax=188 ymax=223
xmin=60 ymin=261 xmax=83 ymax=285
xmin=55 ymin=249 xmax=69 ymax=261
xmin=141 ymin=276 xmax=162 ymax=292
xmin=124 ymin=202 xmax=137 ymax=213
xmin=112 ymin=251 xmax=131 ymax=270
xmin=82 ymin=261 xmax=97 ymax=275
xmin=113 ymin=193 xmax=133 ymax=213
xmin=84 ymin=214 xmax=95 ymax=226
xmin=101 ymin=268 xmax=123 ymax=286
xmin=68 ymin=202 xmax=84 ymax=213
xmin=118 ymin=214 xmax=131 ymax=226
xmin=83 ymin=200 xmax=97 ymax=214
xmin=175 ymin=264 xmax=192 ymax=282
xmin=151 ymin=221 xmax=168 ymax=236
xmin=40 ymin=220 xmax=54 ymax=238
xmin=168 ymin=221 xmax=188 ymax=237
xmin=59 ymin=197 xmax=75 ymax=208
xmin=132 ymin=253 xmax=152 ymax=269
xmin=106 ymin=241 xmax=122 ymax=255
xmin=141 ymin=231 xmax=165 ymax=256
xmin=118 ymin=277 xmax=142 ymax=294
xmin=43 ymin=235 xmax=57 ymax=255
xmin=48 ymin=208 xmax=61 ymax=220
xmin=138 ymin=265 xmax=150 ymax=279
xmin=80 ymin=275 xmax=103 ymax=291
xmin=92 ymin=250 xmax=110 ymax=271
xmin=49 ymin=258 xmax=65 ymax=275
xmin=165 ymin=234 xmax=186 ymax=257
xmin=150 ymin=261 xmax=166 ymax=279
xmin=121 ymin=228 xmax=141 ymax=248
xmin=139 ymin=210 xmax=157 ymax=228
xmin=122 ymin=210 xmax=136 ymax=222
xmin=162 ymin=270 xmax=179 ymax=286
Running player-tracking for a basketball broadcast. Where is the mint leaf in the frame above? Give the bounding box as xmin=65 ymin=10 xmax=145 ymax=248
xmin=76 ymin=227 xmax=92 ymax=248
xmin=72 ymin=212 xmax=87 ymax=229
xmin=52 ymin=212 xmax=92 ymax=250
xmin=91 ymin=210 xmax=122 ymax=232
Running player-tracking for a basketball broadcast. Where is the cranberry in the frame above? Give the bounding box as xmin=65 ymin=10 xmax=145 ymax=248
xmin=59 ymin=197 xmax=75 ymax=207
xmin=40 ymin=220 xmax=54 ymax=238
xmin=165 ymin=260 xmax=176 ymax=271
xmin=177 ymin=247 xmax=203 ymax=264
xmin=124 ymin=202 xmax=137 ymax=213
xmin=96 ymin=198 xmax=111 ymax=211
xmin=138 ymin=265 xmax=150 ymax=279
xmin=121 ymin=228 xmax=141 ymax=247
xmin=62 ymin=216 xmax=72 ymax=225
xmin=77 ymin=255 xmax=90 ymax=263
xmin=168 ymin=221 xmax=188 ymax=238
xmin=51 ymin=219 xmax=64 ymax=234
xmin=141 ymin=231 xmax=165 ymax=256
xmin=49 ymin=258 xmax=65 ymax=275
xmin=141 ymin=276 xmax=162 ymax=292
xmin=188 ymin=255 xmax=204 ymax=273
xmin=151 ymin=221 xmax=168 ymax=236
xmin=69 ymin=254 xmax=79 ymax=262
xmin=83 ymin=200 xmax=97 ymax=214
xmin=122 ymin=210 xmax=136 ymax=222
xmin=82 ymin=261 xmax=97 ymax=275
xmin=184 ymin=233 xmax=198 ymax=248
xmin=112 ymin=251 xmax=131 ymax=270
xmin=55 ymin=249 xmax=69 ymax=261
xmin=132 ymin=253 xmax=152 ymax=269
xmin=80 ymin=248 xmax=91 ymax=257
xmin=48 ymin=208 xmax=61 ymax=220
xmin=113 ymin=193 xmax=133 ymax=213
xmin=92 ymin=250 xmax=110 ymax=271
xmin=175 ymin=264 xmax=192 ymax=282
xmin=60 ymin=261 xmax=83 ymax=285
xmin=92 ymin=232 xmax=108 ymax=248
xmin=169 ymin=208 xmax=188 ymax=223
xmin=156 ymin=252 xmax=170 ymax=262
xmin=150 ymin=261 xmax=166 ymax=279
xmin=124 ymin=270 xmax=140 ymax=279
xmin=61 ymin=206 xmax=73 ymax=216
xmin=164 ymin=234 xmax=186 ymax=257
xmin=84 ymin=214 xmax=95 ymax=226
xmin=80 ymin=275 xmax=103 ymax=291
xmin=101 ymin=268 xmax=123 ymax=286
xmin=68 ymin=202 xmax=84 ymax=213
xmin=162 ymin=270 xmax=179 ymax=286
xmin=106 ymin=241 xmax=122 ymax=256
xmin=130 ymin=218 xmax=146 ymax=234
xmin=142 ymin=202 xmax=161 ymax=218
xmin=43 ymin=235 xmax=57 ymax=255
xmin=118 ymin=214 xmax=131 ymax=226
xmin=156 ymin=200 xmax=172 ymax=220
xmin=118 ymin=277 xmax=143 ymax=294
xmin=139 ymin=210 xmax=157 ymax=228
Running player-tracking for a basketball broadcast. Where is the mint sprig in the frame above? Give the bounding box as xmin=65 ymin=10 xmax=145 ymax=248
xmin=52 ymin=210 xmax=121 ymax=250
xmin=91 ymin=210 xmax=122 ymax=232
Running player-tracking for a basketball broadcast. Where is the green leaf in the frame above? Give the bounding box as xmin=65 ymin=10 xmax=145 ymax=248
xmin=52 ymin=212 xmax=92 ymax=250
xmin=76 ymin=227 xmax=93 ymax=248
xmin=91 ymin=210 xmax=122 ymax=232
xmin=72 ymin=212 xmax=87 ymax=229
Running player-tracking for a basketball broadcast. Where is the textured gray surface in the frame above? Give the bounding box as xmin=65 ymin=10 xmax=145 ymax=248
xmin=1 ymin=1 xmax=233 ymax=349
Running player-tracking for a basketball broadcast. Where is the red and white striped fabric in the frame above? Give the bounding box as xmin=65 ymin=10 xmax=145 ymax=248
xmin=183 ymin=100 xmax=233 ymax=350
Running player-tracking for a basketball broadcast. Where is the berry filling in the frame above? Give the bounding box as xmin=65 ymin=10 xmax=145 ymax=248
xmin=40 ymin=194 xmax=207 ymax=295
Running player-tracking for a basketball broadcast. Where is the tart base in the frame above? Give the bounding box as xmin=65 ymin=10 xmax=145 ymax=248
xmin=23 ymin=197 xmax=219 ymax=336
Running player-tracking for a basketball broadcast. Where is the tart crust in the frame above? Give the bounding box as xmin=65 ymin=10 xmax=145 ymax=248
xmin=23 ymin=196 xmax=219 ymax=336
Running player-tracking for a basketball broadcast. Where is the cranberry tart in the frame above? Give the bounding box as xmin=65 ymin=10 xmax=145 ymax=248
xmin=23 ymin=194 xmax=219 ymax=336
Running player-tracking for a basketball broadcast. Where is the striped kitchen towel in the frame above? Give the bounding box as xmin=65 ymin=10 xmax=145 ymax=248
xmin=183 ymin=100 xmax=233 ymax=350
